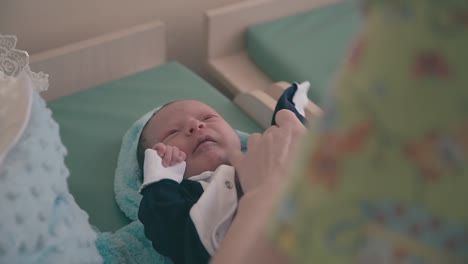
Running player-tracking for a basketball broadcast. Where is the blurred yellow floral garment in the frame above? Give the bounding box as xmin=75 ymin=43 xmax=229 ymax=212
xmin=269 ymin=1 xmax=468 ymax=263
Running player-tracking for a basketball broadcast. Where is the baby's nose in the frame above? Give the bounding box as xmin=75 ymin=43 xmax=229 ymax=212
xmin=186 ymin=119 xmax=205 ymax=134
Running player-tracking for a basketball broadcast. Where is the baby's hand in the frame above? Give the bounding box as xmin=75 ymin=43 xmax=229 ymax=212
xmin=152 ymin=143 xmax=186 ymax=167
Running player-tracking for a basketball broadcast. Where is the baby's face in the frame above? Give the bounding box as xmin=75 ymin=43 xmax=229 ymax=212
xmin=143 ymin=100 xmax=241 ymax=178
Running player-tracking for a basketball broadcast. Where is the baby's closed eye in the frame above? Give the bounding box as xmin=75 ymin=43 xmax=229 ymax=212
xmin=203 ymin=114 xmax=217 ymax=121
xmin=168 ymin=129 xmax=179 ymax=135
xmin=162 ymin=129 xmax=180 ymax=141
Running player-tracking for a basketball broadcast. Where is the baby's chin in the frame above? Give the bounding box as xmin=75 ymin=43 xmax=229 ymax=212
xmin=183 ymin=154 xmax=228 ymax=178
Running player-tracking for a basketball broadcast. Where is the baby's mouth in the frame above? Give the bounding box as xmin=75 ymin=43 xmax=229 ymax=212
xmin=193 ymin=136 xmax=216 ymax=154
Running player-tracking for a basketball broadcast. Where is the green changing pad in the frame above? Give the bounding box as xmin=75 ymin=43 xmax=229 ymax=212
xmin=247 ymin=0 xmax=362 ymax=105
xmin=48 ymin=62 xmax=261 ymax=232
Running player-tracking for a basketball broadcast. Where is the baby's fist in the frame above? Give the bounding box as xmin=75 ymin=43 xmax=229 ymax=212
xmin=152 ymin=143 xmax=186 ymax=167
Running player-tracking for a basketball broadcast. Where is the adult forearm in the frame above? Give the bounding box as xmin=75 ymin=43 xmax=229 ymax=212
xmin=210 ymin=179 xmax=290 ymax=264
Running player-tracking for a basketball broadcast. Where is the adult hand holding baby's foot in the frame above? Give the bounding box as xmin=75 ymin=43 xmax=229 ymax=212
xmin=152 ymin=143 xmax=186 ymax=167
xmin=229 ymin=110 xmax=306 ymax=194
xmin=213 ymin=110 xmax=306 ymax=264
xmin=272 ymin=109 xmax=306 ymax=159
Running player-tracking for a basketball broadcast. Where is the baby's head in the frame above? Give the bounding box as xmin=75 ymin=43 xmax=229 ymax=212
xmin=137 ymin=100 xmax=241 ymax=179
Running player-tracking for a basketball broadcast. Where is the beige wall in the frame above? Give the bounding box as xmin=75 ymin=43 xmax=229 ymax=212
xmin=0 ymin=0 xmax=244 ymax=93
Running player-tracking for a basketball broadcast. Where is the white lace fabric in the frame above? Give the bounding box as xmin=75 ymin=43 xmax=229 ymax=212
xmin=0 ymin=34 xmax=49 ymax=165
xmin=0 ymin=34 xmax=102 ymax=263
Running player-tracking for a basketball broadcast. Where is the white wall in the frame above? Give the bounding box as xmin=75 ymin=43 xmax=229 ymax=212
xmin=0 ymin=0 xmax=245 ymax=95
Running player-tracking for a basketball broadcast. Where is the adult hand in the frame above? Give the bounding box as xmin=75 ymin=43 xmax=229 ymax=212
xmin=229 ymin=110 xmax=306 ymax=194
xmin=213 ymin=110 xmax=304 ymax=264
